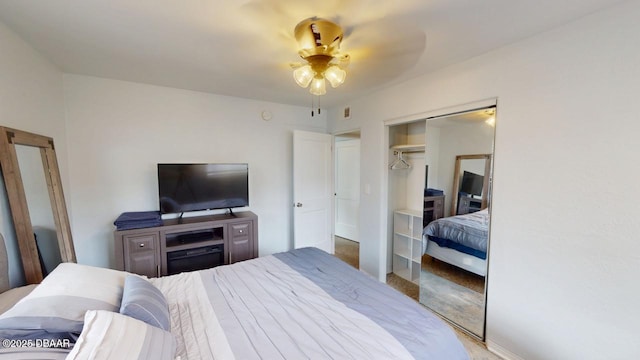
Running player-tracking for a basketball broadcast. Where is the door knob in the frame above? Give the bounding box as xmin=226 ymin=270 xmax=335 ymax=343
xmin=295 ymin=202 xmax=303 ymax=207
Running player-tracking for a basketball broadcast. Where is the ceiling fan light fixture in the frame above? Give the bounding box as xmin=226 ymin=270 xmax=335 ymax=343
xmin=292 ymin=17 xmax=349 ymax=95
xmin=485 ymin=117 xmax=496 ymax=127
xmin=309 ymin=77 xmax=327 ymax=95
xmin=293 ymin=64 xmax=314 ymax=88
xmin=324 ymin=65 xmax=346 ymax=88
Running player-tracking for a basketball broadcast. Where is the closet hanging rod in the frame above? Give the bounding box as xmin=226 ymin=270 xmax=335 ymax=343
xmin=390 ymin=144 xmax=425 ymax=153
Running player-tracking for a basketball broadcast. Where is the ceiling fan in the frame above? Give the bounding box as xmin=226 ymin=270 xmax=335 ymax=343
xmin=289 ymin=17 xmax=351 ymax=96
xmin=237 ymin=0 xmax=427 ymax=96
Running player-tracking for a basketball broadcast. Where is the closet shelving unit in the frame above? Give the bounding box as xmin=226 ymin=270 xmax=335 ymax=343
xmin=388 ymin=121 xmax=426 ymax=284
xmin=389 ymin=146 xmax=425 ymax=283
xmin=392 ymin=209 xmax=423 ymax=284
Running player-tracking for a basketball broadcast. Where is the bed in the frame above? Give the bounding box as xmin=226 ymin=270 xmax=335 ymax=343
xmin=422 ymin=209 xmax=489 ymax=276
xmin=0 ymin=245 xmax=469 ymax=359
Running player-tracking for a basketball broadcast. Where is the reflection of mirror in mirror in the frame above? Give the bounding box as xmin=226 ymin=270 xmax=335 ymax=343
xmin=15 ymin=145 xmax=62 ymax=276
xmin=455 ymin=158 xmax=487 ymax=216
xmin=420 ymin=107 xmax=495 ymax=339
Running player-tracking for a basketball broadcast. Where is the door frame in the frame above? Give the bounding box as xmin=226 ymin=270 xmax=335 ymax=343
xmin=381 ymin=98 xmax=498 ymax=277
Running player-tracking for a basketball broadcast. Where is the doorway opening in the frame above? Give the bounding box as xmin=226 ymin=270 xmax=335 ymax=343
xmin=333 ymin=130 xmax=360 ymax=266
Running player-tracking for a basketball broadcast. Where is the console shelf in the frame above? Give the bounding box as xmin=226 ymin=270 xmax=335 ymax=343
xmin=114 ymin=211 xmax=258 ymax=277
xmin=164 ymin=239 xmax=224 ymax=253
xmin=165 ymin=227 xmax=224 ymax=248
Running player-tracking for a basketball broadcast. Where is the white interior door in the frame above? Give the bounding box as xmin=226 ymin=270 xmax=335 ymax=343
xmin=335 ymin=138 xmax=360 ymax=242
xmin=293 ymin=130 xmax=333 ymax=252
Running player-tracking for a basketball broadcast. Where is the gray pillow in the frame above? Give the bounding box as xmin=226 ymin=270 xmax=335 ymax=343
xmin=0 ymin=263 xmax=126 ymax=341
xmin=119 ymin=275 xmax=170 ymax=331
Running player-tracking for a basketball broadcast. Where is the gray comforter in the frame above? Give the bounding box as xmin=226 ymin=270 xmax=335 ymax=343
xmin=152 ymin=247 xmax=469 ymax=360
xmin=423 ymin=209 xmax=489 ymax=252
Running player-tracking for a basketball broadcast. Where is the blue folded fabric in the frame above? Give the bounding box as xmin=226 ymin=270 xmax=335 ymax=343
xmin=114 ymin=211 xmax=162 ymax=230
xmin=115 ymin=220 xmax=163 ymax=231
xmin=425 ymin=188 xmax=444 ymax=196
xmin=115 ymin=211 xmax=161 ymax=223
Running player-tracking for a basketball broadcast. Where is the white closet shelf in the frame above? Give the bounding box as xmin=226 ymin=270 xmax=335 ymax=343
xmin=392 ymin=210 xmax=423 ymax=284
xmin=390 ymin=144 xmax=425 ymax=153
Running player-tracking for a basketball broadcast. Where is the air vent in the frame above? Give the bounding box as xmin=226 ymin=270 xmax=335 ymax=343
xmin=343 ymin=106 xmax=351 ymax=119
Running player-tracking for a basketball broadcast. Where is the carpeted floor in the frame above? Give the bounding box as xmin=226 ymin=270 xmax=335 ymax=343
xmin=334 ymin=236 xmax=501 ymax=360
xmin=422 ymin=254 xmax=485 ymax=294
xmin=420 ymin=270 xmax=484 ymax=335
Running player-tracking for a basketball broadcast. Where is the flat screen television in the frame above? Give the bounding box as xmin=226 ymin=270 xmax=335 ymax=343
xmin=460 ymin=170 xmax=484 ymax=197
xmin=158 ymin=163 xmax=248 ymax=214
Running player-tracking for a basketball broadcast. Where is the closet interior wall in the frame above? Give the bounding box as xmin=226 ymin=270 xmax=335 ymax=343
xmin=386 ymin=121 xmax=426 ymax=271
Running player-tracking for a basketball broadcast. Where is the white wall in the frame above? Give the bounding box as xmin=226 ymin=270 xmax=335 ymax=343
xmin=404 ymin=121 xmax=427 ymax=212
xmin=0 ymin=21 xmax=68 ymax=286
xmin=63 ymin=75 xmax=326 ymax=268
xmin=389 ymin=121 xmax=426 ymax=213
xmin=425 ymin=126 xmax=441 ymax=191
xmin=328 ymin=1 xmax=640 ymax=359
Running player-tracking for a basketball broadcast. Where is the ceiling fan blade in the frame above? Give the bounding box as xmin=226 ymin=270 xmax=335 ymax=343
xmin=342 ymin=18 xmax=426 ymax=87
xmin=235 ymin=0 xmax=394 ymax=49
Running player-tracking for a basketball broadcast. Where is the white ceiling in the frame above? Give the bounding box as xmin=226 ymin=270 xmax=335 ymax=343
xmin=0 ymin=0 xmax=625 ymax=108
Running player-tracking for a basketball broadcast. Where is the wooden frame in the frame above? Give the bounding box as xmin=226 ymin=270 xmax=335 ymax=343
xmin=0 ymin=127 xmax=75 ymax=284
xmin=450 ymin=154 xmax=492 ymax=216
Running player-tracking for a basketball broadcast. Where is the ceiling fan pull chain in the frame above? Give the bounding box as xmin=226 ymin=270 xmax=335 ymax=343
xmin=311 ymin=95 xmax=314 ymax=117
xmin=318 ymin=96 xmax=321 ymax=114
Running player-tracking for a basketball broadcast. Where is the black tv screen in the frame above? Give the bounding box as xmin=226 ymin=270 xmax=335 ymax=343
xmin=158 ymin=163 xmax=248 ymax=214
xmin=460 ymin=171 xmax=484 ymax=197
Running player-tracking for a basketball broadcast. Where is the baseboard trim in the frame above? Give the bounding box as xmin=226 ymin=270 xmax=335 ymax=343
xmin=486 ymin=340 xmax=525 ymax=360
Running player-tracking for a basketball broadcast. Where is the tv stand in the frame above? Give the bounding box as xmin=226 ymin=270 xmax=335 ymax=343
xmin=226 ymin=208 xmax=237 ymax=217
xmin=423 ymin=195 xmax=445 ymax=227
xmin=114 ymin=211 xmax=258 ymax=277
xmin=457 ymin=196 xmax=482 ymax=215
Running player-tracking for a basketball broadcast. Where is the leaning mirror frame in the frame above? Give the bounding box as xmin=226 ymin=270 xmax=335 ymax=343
xmin=451 ymin=154 xmax=492 ymax=216
xmin=0 ymin=126 xmax=76 ymax=284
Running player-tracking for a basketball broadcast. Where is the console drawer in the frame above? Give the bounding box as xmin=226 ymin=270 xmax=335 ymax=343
xmin=126 ymin=233 xmax=158 ymax=253
xmin=230 ymin=222 xmax=251 ymax=238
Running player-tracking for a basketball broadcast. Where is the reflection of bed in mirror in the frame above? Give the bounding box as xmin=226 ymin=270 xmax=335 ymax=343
xmin=422 ymin=208 xmax=488 ymax=276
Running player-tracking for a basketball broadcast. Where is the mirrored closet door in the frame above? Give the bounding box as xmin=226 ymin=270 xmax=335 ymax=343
xmin=420 ymin=107 xmax=496 ymax=339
